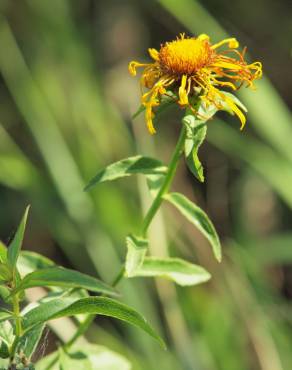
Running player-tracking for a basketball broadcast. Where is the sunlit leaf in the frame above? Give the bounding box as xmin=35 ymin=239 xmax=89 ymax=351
xmin=164 ymin=192 xmax=221 ymax=261
xmin=85 ymin=156 xmax=167 ymax=191
xmin=131 ymin=257 xmax=211 ymax=286
xmin=23 ymin=297 xmax=165 ymax=348
xmin=12 ymin=267 xmax=118 ymax=297
xmin=125 ymin=235 xmax=148 ymax=277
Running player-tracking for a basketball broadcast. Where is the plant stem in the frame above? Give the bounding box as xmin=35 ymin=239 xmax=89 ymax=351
xmin=141 ymin=125 xmax=186 ymax=237
xmin=9 ymin=293 xmax=22 ymax=363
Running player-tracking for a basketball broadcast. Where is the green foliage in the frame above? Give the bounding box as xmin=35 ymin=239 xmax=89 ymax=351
xmin=12 ymin=267 xmax=118 ymax=297
xmin=164 ymin=192 xmax=222 ymax=261
xmin=125 ymin=235 xmax=148 ymax=277
xmin=7 ymin=206 xmax=30 ymax=273
xmin=129 ymin=257 xmax=211 ymax=286
xmin=84 ymin=156 xmax=167 ymax=191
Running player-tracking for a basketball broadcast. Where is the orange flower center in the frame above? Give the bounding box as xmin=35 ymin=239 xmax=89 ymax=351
xmin=159 ymin=37 xmax=213 ymax=76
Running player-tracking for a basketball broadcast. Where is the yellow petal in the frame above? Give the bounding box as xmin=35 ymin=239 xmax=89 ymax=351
xmin=148 ymin=48 xmax=159 ymax=61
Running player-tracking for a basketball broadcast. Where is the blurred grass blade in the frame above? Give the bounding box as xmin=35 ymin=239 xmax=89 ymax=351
xmin=164 ymin=192 xmax=221 ymax=261
xmin=132 ymin=257 xmax=211 ymax=286
xmin=7 ymin=206 xmax=30 ymax=271
xmin=125 ymin=234 xmax=148 ymax=277
xmin=85 ymin=156 xmax=167 ymax=191
xmin=23 ymin=297 xmax=165 ymax=348
xmin=12 ymin=267 xmax=118 ymax=296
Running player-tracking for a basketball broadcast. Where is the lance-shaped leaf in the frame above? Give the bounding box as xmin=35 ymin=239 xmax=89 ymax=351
xmin=132 ymin=257 xmax=211 ymax=286
xmin=85 ymin=156 xmax=167 ymax=191
xmin=7 ymin=206 xmax=30 ymax=271
xmin=125 ymin=235 xmax=148 ymax=277
xmin=11 ymin=267 xmax=118 ymax=297
xmin=183 ymin=114 xmax=207 ymax=183
xmin=164 ymin=193 xmax=222 ymax=262
xmin=23 ymin=297 xmax=165 ymax=348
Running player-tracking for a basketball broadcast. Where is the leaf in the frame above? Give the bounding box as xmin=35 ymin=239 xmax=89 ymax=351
xmin=7 ymin=206 xmax=30 ymax=271
xmin=0 ymin=312 xmax=12 ymax=323
xmin=18 ymin=251 xmax=55 ymax=276
xmin=130 ymin=257 xmax=211 ymax=286
xmin=0 ymin=242 xmax=7 ymax=263
xmin=36 ymin=344 xmax=131 ymax=370
xmin=125 ymin=235 xmax=148 ymax=277
xmin=23 ymin=297 xmax=165 ymax=348
xmin=12 ymin=267 xmax=118 ymax=297
xmin=183 ymin=114 xmax=207 ymax=183
xmin=0 ymin=321 xmax=14 ymax=347
xmin=84 ymin=156 xmax=167 ymax=191
xmin=19 ymin=324 xmax=45 ymax=359
xmin=164 ymin=192 xmax=222 ymax=262
xmin=23 ymin=297 xmax=81 ymax=332
xmin=146 ymin=174 xmax=165 ymax=198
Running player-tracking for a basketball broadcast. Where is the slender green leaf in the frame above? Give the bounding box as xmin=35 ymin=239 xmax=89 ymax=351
xmin=132 ymin=257 xmax=211 ymax=286
xmin=146 ymin=174 xmax=165 ymax=198
xmin=23 ymin=297 xmax=80 ymax=332
xmin=23 ymin=297 xmax=165 ymax=348
xmin=84 ymin=156 xmax=167 ymax=191
xmin=7 ymin=206 xmax=30 ymax=270
xmin=125 ymin=235 xmax=148 ymax=277
xmin=12 ymin=267 xmax=118 ymax=297
xmin=183 ymin=114 xmax=207 ymax=183
xmin=0 ymin=341 xmax=9 ymax=359
xmin=164 ymin=192 xmax=222 ymax=261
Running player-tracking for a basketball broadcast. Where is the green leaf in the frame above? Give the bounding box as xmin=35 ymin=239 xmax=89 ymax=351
xmin=183 ymin=114 xmax=207 ymax=183
xmin=0 ymin=321 xmax=14 ymax=347
xmin=23 ymin=297 xmax=165 ymax=348
xmin=146 ymin=174 xmax=165 ymax=198
xmin=131 ymin=257 xmax=211 ymax=286
xmin=125 ymin=235 xmax=148 ymax=277
xmin=0 ymin=242 xmax=7 ymax=263
xmin=19 ymin=324 xmax=46 ymax=359
xmin=0 ymin=341 xmax=9 ymax=359
xmin=0 ymin=264 xmax=12 ymax=283
xmin=84 ymin=156 xmax=167 ymax=191
xmin=7 ymin=206 xmax=30 ymax=270
xmin=18 ymin=251 xmax=55 ymax=276
xmin=23 ymin=297 xmax=82 ymax=332
xmin=36 ymin=344 xmax=131 ymax=370
xmin=164 ymin=192 xmax=222 ymax=262
xmin=12 ymin=267 xmax=118 ymax=297
xmin=0 ymin=312 xmax=12 ymax=323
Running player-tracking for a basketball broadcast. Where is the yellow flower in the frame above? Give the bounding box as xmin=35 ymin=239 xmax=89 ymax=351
xmin=129 ymin=33 xmax=262 ymax=134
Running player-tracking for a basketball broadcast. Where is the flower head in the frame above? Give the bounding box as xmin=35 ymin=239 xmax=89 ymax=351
xmin=129 ymin=33 xmax=262 ymax=134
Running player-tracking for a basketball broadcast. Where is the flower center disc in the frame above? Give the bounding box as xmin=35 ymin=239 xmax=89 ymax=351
xmin=159 ymin=38 xmax=213 ymax=75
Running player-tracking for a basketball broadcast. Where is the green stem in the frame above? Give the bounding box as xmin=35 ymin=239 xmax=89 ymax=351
xmin=141 ymin=125 xmax=186 ymax=237
xmin=9 ymin=293 xmax=22 ymax=363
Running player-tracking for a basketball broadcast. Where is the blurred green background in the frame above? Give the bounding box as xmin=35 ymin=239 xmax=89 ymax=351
xmin=0 ymin=0 xmax=292 ymax=369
